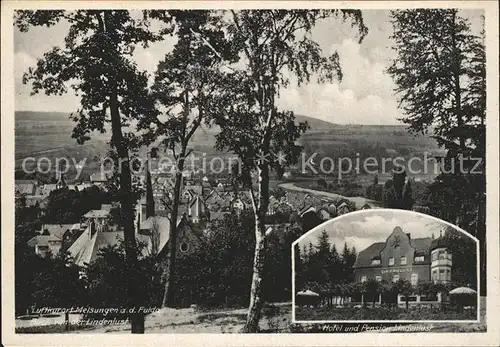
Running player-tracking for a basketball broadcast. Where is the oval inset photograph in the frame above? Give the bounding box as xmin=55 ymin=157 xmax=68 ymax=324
xmin=292 ymin=209 xmax=480 ymax=324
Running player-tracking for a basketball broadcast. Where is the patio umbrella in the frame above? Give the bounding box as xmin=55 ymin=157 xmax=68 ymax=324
xmin=449 ymin=287 xmax=477 ymax=295
xmin=297 ymin=290 xmax=320 ymax=296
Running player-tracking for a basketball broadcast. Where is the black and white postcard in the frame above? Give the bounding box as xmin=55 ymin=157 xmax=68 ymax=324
xmin=1 ymin=1 xmax=499 ymax=346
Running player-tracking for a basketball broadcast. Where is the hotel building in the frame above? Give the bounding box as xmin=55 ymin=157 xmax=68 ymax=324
xmin=353 ymin=226 xmax=452 ymax=286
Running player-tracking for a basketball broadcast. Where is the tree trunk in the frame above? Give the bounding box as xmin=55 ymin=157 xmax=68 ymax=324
xmin=162 ymin=154 xmax=186 ymax=308
xmin=65 ymin=311 xmax=69 ymax=331
xmin=105 ymin=11 xmax=144 ymax=333
xmin=242 ymin=212 xmax=266 ymax=333
xmin=243 ymin=162 xmax=269 ymax=333
xmin=110 ymin=88 xmax=144 ymax=333
xmin=145 ymin=153 xmax=155 ymax=219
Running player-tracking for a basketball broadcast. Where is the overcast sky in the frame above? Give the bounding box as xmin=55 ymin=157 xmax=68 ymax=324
xmin=14 ymin=9 xmax=484 ymax=125
xmin=296 ymin=210 xmax=453 ymax=254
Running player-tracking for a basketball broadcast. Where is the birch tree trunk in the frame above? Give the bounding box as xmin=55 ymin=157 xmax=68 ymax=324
xmin=243 ymin=161 xmax=270 ymax=333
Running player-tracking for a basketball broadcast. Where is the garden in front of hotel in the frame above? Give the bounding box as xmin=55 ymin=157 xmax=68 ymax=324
xmin=295 ymin=301 xmax=478 ymax=321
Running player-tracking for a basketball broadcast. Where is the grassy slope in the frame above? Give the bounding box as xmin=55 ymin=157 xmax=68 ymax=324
xmin=16 ymin=297 xmax=486 ymax=333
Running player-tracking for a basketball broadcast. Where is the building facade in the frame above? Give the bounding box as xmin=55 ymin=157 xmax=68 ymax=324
xmin=353 ymin=226 xmax=452 ymax=286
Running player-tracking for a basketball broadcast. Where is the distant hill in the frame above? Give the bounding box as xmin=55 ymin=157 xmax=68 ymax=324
xmin=289 ymin=115 xmax=340 ymax=132
xmin=15 ymin=110 xmax=440 ymax=172
xmin=15 ymin=111 xmax=344 ymax=132
xmin=15 ymin=111 xmax=73 ymax=122
xmin=15 ymin=110 xmax=409 ymax=132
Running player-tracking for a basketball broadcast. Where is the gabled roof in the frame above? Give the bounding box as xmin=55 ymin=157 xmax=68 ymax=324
xmin=100 ymin=204 xmax=113 ymax=211
xmin=412 ymin=237 xmax=433 ymax=252
xmin=317 ymin=208 xmax=331 ymax=220
xmin=25 ymin=195 xmax=48 ymax=207
xmin=83 ymin=209 xmax=111 ymax=218
xmin=67 ymin=228 xmax=93 ymax=263
xmin=140 ymin=215 xmax=199 ymax=254
xmin=337 ymin=202 xmax=349 ymax=210
xmin=27 ymin=234 xmax=61 ymax=247
xmin=15 ymin=179 xmax=38 ymax=185
xmin=184 ymin=185 xmax=203 ymax=195
xmin=189 ymin=195 xmax=204 ymax=209
xmin=90 ymin=173 xmax=109 ymax=182
xmin=353 ymin=242 xmax=385 ymax=269
xmin=38 ymin=184 xmax=59 ymax=196
xmin=354 ymin=236 xmax=434 ymax=269
xmin=69 ymin=228 xmax=150 ymax=266
xmin=299 ymin=205 xmax=316 ymax=217
xmin=37 ymin=224 xmax=79 ymax=239
xmin=15 ymin=183 xmax=36 ymax=195
xmin=73 ymin=183 xmax=92 ymax=191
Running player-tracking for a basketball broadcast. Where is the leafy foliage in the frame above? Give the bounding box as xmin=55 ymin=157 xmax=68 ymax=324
xmin=43 ymin=186 xmax=114 ymax=224
xmin=29 ymin=253 xmax=85 ymax=311
xmin=137 ymin=11 xmax=239 ymax=307
xmin=84 ymin=241 xmax=163 ymax=319
xmin=382 ymin=170 xmax=414 ymax=210
xmin=388 ymin=9 xmax=485 ymax=293
xmin=296 ymin=232 xmax=358 ymax=301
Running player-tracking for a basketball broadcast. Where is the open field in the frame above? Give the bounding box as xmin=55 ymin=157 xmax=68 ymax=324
xmin=278 ymin=181 xmax=383 ymax=209
xmin=15 ymin=111 xmax=441 ymax=178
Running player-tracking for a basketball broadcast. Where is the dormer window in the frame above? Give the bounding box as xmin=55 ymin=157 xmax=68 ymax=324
xmin=401 ymin=256 xmax=407 ymax=265
xmin=371 ymin=258 xmax=381 ymax=265
xmin=415 ymin=255 xmax=425 ymax=262
xmin=388 ymin=257 xmax=395 ymax=266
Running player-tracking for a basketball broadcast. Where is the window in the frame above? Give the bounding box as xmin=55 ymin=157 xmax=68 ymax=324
xmin=375 ymin=276 xmax=382 ymax=282
xmin=388 ymin=257 xmax=395 ymax=266
xmin=414 ymin=255 xmax=425 ymax=262
xmin=392 ymin=275 xmax=400 ymax=283
xmin=179 ymin=242 xmax=190 ymax=253
xmin=411 ymin=273 xmax=418 ymax=286
xmin=432 ymin=252 xmax=438 ymax=261
xmin=401 ymin=256 xmax=407 ymax=265
xmin=439 ymin=269 xmax=445 ymax=281
xmin=371 ymin=258 xmax=381 ymax=265
xmin=432 ymin=271 xmax=438 ymax=282
xmin=439 ymin=251 xmax=446 ymax=259
xmin=361 ymin=276 xmax=367 ymax=283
